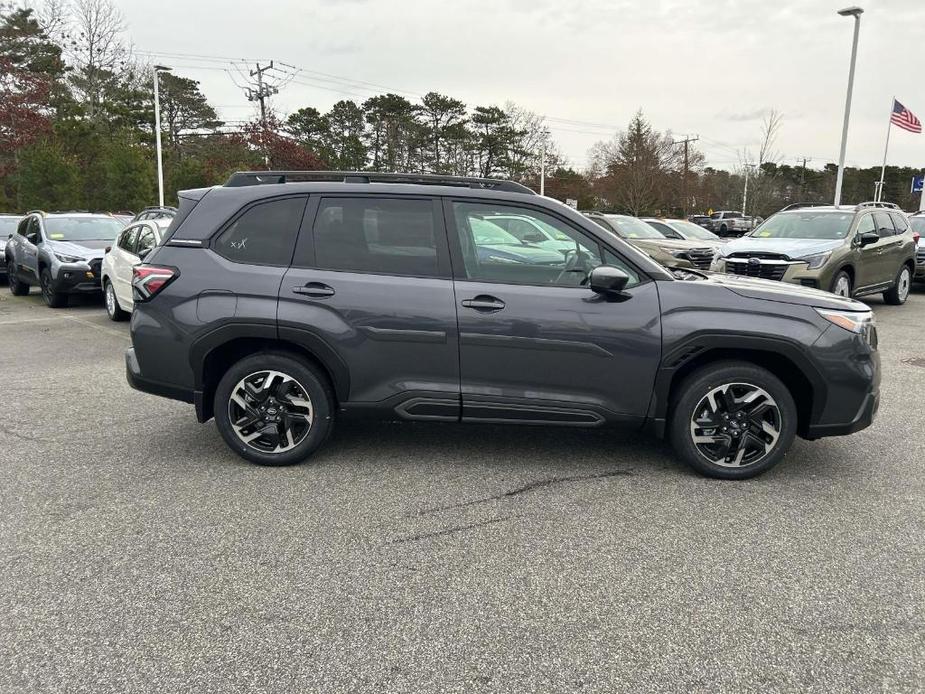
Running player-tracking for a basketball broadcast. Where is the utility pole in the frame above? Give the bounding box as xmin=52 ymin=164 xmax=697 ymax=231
xmin=540 ymin=140 xmax=545 ymax=196
xmin=799 ymin=157 xmax=807 ymax=194
xmin=672 ymin=135 xmax=699 ymax=216
xmin=247 ymin=61 xmax=278 ymax=129
xmin=742 ymin=163 xmax=755 ymax=214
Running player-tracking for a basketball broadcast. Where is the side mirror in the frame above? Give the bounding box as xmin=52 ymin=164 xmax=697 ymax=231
xmin=589 ymin=265 xmax=630 ymax=295
xmin=522 ymin=232 xmax=545 ymax=243
xmin=138 ymin=247 xmax=151 ymax=260
xmin=104 ymin=246 xmax=111 ymax=254
xmin=859 ymin=231 xmax=879 ymax=247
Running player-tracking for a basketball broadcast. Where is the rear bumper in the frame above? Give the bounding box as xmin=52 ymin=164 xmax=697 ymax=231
xmin=125 ymin=347 xmax=194 ymax=404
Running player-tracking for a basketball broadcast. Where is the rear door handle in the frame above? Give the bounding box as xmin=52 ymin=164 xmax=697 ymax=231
xmin=292 ymin=282 xmax=335 ymax=298
xmin=461 ymin=295 xmax=505 ymax=312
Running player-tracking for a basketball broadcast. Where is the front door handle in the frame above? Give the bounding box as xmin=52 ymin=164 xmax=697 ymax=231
xmin=461 ymin=295 xmax=505 ymax=312
xmin=292 ymin=282 xmax=335 ymax=298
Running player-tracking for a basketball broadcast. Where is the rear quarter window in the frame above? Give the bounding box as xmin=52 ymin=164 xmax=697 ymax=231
xmin=213 ymin=196 xmax=307 ymax=266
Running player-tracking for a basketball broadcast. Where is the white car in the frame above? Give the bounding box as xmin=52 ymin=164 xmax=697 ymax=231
xmin=101 ymin=218 xmax=170 ymax=321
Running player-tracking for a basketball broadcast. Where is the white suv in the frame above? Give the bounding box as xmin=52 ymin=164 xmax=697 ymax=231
xmin=101 ymin=218 xmax=170 ymax=321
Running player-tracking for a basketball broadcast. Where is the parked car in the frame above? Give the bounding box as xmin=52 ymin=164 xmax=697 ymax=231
xmin=909 ymin=211 xmax=925 ymax=282
xmin=126 ymin=170 xmax=880 ymax=480
xmin=101 ymin=217 xmax=171 ymax=321
xmin=642 ymin=217 xmax=726 ymax=245
xmin=132 ymin=206 xmax=177 ymax=223
xmin=709 ymin=210 xmax=757 ymax=237
xmin=480 ymin=212 xmax=575 ymax=254
xmin=585 ymin=213 xmax=715 ymax=270
xmin=5 ymin=211 xmax=124 ymax=307
xmin=712 ymin=202 xmax=916 ymax=303
xmin=0 ymin=213 xmax=22 ymax=281
xmin=468 ymin=217 xmax=567 ymax=265
xmin=688 ymin=214 xmax=712 ymax=229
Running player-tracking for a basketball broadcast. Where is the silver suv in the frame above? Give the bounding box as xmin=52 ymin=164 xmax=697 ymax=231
xmin=5 ymin=211 xmax=124 ymax=307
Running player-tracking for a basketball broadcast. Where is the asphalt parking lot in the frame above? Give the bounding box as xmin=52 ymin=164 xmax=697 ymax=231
xmin=1 ymin=285 xmax=923 ymax=693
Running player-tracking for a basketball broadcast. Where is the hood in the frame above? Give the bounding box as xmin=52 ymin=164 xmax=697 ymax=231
xmin=631 ymin=238 xmax=717 ymax=252
xmin=720 ymin=236 xmax=843 ymax=259
xmin=480 ymin=243 xmax=565 ymax=264
xmin=45 ymin=238 xmax=109 ymax=259
xmin=698 ymin=271 xmax=867 ymax=311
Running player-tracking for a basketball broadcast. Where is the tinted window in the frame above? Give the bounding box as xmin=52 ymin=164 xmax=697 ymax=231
xmin=118 ymin=226 xmax=139 ymax=253
xmin=136 ymin=228 xmax=156 ymax=256
xmin=453 ymin=202 xmax=639 ymax=288
xmin=873 ymin=212 xmax=895 ymax=238
xmin=16 ymin=218 xmax=30 ymax=237
xmin=646 ymin=220 xmax=682 ymax=239
xmin=214 ymin=197 xmax=306 ymax=266
xmin=890 ymin=213 xmax=909 ymax=233
xmin=311 ymin=198 xmax=439 ymax=277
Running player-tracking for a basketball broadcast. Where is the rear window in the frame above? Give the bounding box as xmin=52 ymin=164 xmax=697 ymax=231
xmin=213 ymin=197 xmax=306 ymax=266
xmin=309 ymin=197 xmax=440 ymax=277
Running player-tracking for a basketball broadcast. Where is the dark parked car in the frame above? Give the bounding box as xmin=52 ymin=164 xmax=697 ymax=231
xmin=688 ymin=215 xmax=712 ymax=229
xmin=5 ymin=211 xmax=124 ymax=307
xmin=127 ymin=171 xmax=880 ymax=480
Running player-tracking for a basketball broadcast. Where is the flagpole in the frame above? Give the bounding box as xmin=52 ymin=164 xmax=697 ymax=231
xmin=876 ymin=96 xmax=894 ymax=202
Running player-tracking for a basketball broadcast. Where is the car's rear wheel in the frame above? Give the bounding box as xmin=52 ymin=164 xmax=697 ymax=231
xmin=669 ymin=361 xmax=797 ymax=480
xmin=830 ymin=270 xmax=852 ymax=298
xmin=213 ymin=352 xmax=334 ymax=466
xmin=104 ymin=280 xmax=129 ymax=321
xmin=883 ymin=265 xmax=911 ymax=305
xmin=7 ymin=260 xmax=29 ymax=295
xmin=40 ymin=268 xmax=67 ymax=308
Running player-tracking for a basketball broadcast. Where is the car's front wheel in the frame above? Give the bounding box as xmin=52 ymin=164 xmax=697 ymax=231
xmin=830 ymin=270 xmax=853 ymax=298
xmin=104 ymin=280 xmax=129 ymax=321
xmin=40 ymin=268 xmax=67 ymax=308
xmin=669 ymin=361 xmax=797 ymax=479
xmin=213 ymin=352 xmax=334 ymax=466
xmin=883 ymin=265 xmax=911 ymax=305
xmin=7 ymin=260 xmax=29 ymax=295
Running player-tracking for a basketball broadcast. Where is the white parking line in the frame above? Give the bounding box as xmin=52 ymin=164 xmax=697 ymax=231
xmin=0 ymin=313 xmax=127 ymax=338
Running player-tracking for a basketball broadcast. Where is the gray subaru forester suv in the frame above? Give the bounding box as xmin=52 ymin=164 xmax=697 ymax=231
xmin=126 ymin=171 xmax=881 ymax=480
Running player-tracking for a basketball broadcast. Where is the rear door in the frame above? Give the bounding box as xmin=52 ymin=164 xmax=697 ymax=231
xmin=870 ymin=212 xmax=898 ymax=287
xmin=278 ymin=195 xmax=460 ymax=419
xmin=887 ymin=212 xmax=913 ymax=281
xmin=854 ymin=213 xmax=884 ymax=290
xmin=447 ymin=199 xmax=661 ymax=426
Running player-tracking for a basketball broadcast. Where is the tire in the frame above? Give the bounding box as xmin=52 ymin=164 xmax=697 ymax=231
xmin=669 ymin=361 xmax=797 ymax=480
xmin=829 ymin=270 xmax=852 ymax=298
xmin=40 ymin=268 xmax=68 ymax=308
xmin=104 ymin=280 xmax=129 ymax=321
xmin=7 ymin=260 xmax=29 ymax=296
xmin=213 ymin=352 xmax=334 ymax=467
xmin=883 ymin=264 xmax=912 ymax=305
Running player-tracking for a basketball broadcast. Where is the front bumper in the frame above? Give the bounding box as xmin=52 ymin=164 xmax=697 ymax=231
xmin=712 ymin=257 xmax=827 ymax=288
xmin=52 ymin=262 xmax=103 ymax=293
xmin=915 ymin=252 xmax=925 ymax=279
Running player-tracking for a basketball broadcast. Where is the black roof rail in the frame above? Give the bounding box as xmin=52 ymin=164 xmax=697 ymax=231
xmin=223 ymin=170 xmax=536 ymax=195
xmin=855 ymin=201 xmax=900 ymax=210
xmin=779 ymin=202 xmax=829 ymax=212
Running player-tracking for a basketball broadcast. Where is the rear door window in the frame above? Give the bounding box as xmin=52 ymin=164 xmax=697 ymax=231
xmin=890 ymin=213 xmax=909 ymax=233
xmin=306 ymin=197 xmax=443 ymax=277
xmin=214 ymin=196 xmax=307 ymax=266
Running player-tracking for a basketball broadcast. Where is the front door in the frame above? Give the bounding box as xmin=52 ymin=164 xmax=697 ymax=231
xmin=278 ymin=195 xmax=460 ymax=420
xmin=446 ymin=200 xmax=662 ymax=426
xmin=18 ymin=217 xmax=41 ymax=282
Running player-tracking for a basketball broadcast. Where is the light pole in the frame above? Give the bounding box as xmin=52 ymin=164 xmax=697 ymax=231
xmin=834 ymin=6 xmax=863 ymax=207
xmin=152 ymin=64 xmax=172 ymax=207
xmin=742 ymin=163 xmax=755 ymax=215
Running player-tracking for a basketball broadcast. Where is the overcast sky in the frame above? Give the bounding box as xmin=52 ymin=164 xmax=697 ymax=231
xmin=116 ymin=0 xmax=924 ymax=172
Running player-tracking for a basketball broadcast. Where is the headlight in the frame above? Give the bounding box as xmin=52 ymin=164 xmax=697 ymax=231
xmin=816 ymin=309 xmax=875 ymax=346
xmin=667 ymin=249 xmax=688 ymax=258
xmin=800 ymin=251 xmax=831 ymax=270
xmin=54 ymin=253 xmax=85 ymax=263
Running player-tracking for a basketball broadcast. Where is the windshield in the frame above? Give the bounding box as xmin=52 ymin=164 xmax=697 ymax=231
xmin=606 ymin=215 xmax=665 ymax=239
xmin=910 ymin=217 xmax=925 ymax=235
xmin=470 ymin=218 xmax=522 ymax=246
xmin=44 ymin=216 xmax=123 ymax=242
xmin=0 ymin=217 xmax=21 ymax=236
xmin=750 ymin=211 xmax=853 ymax=240
xmin=668 ymin=220 xmax=721 ymax=241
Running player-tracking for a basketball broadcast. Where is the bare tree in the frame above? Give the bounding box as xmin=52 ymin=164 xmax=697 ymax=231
xmin=739 ymin=109 xmax=784 ymax=215
xmin=65 ymin=0 xmax=129 ymax=118
xmin=34 ymin=0 xmax=70 ymax=38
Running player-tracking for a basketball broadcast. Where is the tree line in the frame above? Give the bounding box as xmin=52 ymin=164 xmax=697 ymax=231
xmin=1 ymin=1 xmax=921 ymax=217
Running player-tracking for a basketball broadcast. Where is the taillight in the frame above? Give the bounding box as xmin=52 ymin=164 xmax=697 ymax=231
xmin=132 ymin=264 xmax=178 ymax=302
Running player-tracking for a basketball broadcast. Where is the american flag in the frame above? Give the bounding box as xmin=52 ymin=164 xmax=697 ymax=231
xmin=890 ymin=99 xmax=922 ymax=134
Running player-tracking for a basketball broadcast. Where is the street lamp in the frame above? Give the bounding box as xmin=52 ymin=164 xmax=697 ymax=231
xmin=152 ymin=64 xmax=172 ymax=207
xmin=833 ymin=6 xmax=863 ymax=207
